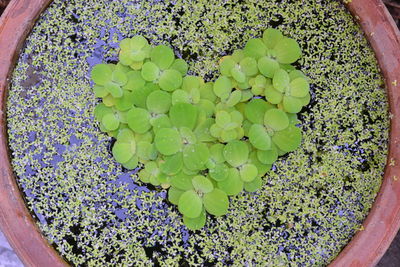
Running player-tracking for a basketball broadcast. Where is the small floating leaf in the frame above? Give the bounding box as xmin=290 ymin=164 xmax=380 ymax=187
xmin=178 ymin=190 xmax=203 ymax=218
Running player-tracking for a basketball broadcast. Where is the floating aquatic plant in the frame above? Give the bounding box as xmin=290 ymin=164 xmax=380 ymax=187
xmin=91 ymin=29 xmax=309 ymax=230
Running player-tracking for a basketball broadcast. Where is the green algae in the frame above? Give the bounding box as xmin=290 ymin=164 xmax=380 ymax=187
xmin=6 ymin=0 xmax=389 ymax=266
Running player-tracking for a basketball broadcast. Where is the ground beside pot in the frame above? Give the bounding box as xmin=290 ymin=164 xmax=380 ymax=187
xmin=5 ymin=0 xmax=390 ymax=266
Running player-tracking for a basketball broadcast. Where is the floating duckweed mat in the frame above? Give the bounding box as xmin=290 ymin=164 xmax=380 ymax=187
xmin=7 ymin=0 xmax=389 ymax=266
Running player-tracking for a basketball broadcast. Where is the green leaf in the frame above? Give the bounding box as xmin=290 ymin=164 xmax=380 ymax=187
xmin=94 ymin=103 xmax=112 ymax=121
xmin=219 ymin=56 xmax=236 ymax=76
xmin=160 ymin=152 xmax=183 ymax=175
xmin=197 ymin=99 xmax=215 ymax=117
xmin=151 ymin=44 xmax=175 ymax=70
xmin=210 ymin=144 xmax=226 ymax=164
xmin=115 ymin=90 xmax=134 ymax=111
xmin=248 ymin=124 xmax=272 ymax=150
xmin=289 ymin=69 xmax=306 ymax=80
xmin=112 ymin=141 xmax=135 ymax=164
xmin=102 ymin=113 xmax=119 ymax=131
xmin=262 ymin=28 xmax=283 ymax=49
xmin=289 ymin=77 xmax=309 ymax=98
xmin=239 ymin=57 xmax=258 ymax=76
xmin=146 ymin=90 xmax=172 ymax=114
xmin=213 ymin=76 xmax=232 ymax=100
xmin=93 ymin=85 xmax=108 ymax=98
xmin=112 ymin=69 xmax=128 ymax=86
xmin=141 ymin=62 xmax=160 ymax=81
xmin=172 ymin=90 xmax=190 ymax=105
xmin=225 ymin=90 xmax=242 ymax=107
xmin=199 ymin=82 xmax=217 ymax=102
xmin=264 ymin=86 xmax=283 ymax=104
xmin=209 ymin=163 xmax=229 ymax=181
xmin=248 ymin=151 xmax=272 ymax=177
xmin=159 ymin=69 xmax=183 ymax=92
xmin=244 ymin=98 xmax=273 ymax=124
xmin=216 ymin=110 xmax=231 ymax=128
xmin=179 ymin=127 xmax=197 ymax=145
xmin=223 ymin=140 xmax=249 ymax=167
xmin=168 ymin=186 xmax=184 ymax=205
xmin=220 ymin=129 xmax=238 ymax=143
xmin=183 ymin=143 xmax=210 ymax=171
xmin=124 ymin=71 xmax=146 ymax=91
xmin=178 ymin=190 xmax=203 ymax=218
xmin=192 ymin=175 xmax=214 ymax=193
xmin=122 ymin=155 xmax=139 ymax=170
xmin=243 ymin=38 xmax=267 ymax=59
xmin=136 ymin=141 xmax=158 ymax=161
xmin=127 ymin=107 xmax=151 ymax=134
xmin=258 ymin=57 xmax=280 ymax=78
xmin=131 ymin=82 xmax=157 ymax=108
xmin=117 ymin=128 xmax=136 ymax=143
xmin=273 ymin=69 xmax=290 ymax=92
xmin=272 ymin=125 xmax=302 ymax=152
xmin=105 ymin=82 xmax=123 ymax=98
xmin=203 ymin=189 xmax=229 ymax=216
xmin=264 ymin=108 xmax=289 ymax=131
xmin=194 ymin=118 xmax=216 ymax=142
xmin=91 ymin=64 xmax=112 ymax=85
xmin=231 ymin=67 xmax=246 ymax=83
xmin=183 ymin=209 xmax=206 ymax=230
xmin=217 ymin=168 xmax=243 ymax=196
xmin=274 ymin=37 xmax=301 ymax=64
xmin=169 ymin=103 xmax=198 ymax=130
xmin=232 ymin=49 xmax=245 ymax=62
xmin=170 ymin=58 xmax=188 ymax=75
xmin=244 ymin=176 xmax=263 ymax=192
xmin=171 ymin=172 xmax=194 ymax=191
xmin=239 ymin=164 xmax=258 ymax=182
xmin=282 ymin=95 xmax=303 ymax=113
xmin=257 ymin=148 xmax=278 ymax=164
xmin=150 ymin=114 xmax=172 ymax=133
xmin=154 ymin=128 xmax=182 ymax=155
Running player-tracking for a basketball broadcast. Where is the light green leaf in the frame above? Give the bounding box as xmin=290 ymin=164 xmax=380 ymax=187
xmin=264 ymin=108 xmax=289 ymax=131
xmin=127 ymin=107 xmax=151 ymax=134
xmin=248 ymin=124 xmax=272 ymax=150
xmin=262 ymin=28 xmax=283 ymax=49
xmin=183 ymin=209 xmax=206 ymax=230
xmin=154 ymin=128 xmax=182 ymax=155
xmin=102 ymin=113 xmax=119 ymax=131
xmin=203 ymin=189 xmax=229 ymax=216
xmin=91 ymin=64 xmax=112 ymax=85
xmin=258 ymin=57 xmax=280 ymax=78
xmin=223 ymin=140 xmax=249 ymax=167
xmin=178 ymin=190 xmax=203 ymax=218
xmin=151 ymin=44 xmax=175 ymax=70
xmin=239 ymin=164 xmax=258 ymax=182
xmin=272 ymin=125 xmax=302 ymax=152
xmin=159 ymin=69 xmax=182 ymax=92
xmin=273 ymin=69 xmax=290 ymax=92
xmin=160 ymin=152 xmax=183 ymax=175
xmin=183 ymin=143 xmax=210 ymax=171
xmin=217 ymin=168 xmax=243 ymax=196
xmin=274 ymin=37 xmax=301 ymax=64
xmin=146 ymin=90 xmax=172 ymax=114
xmin=169 ymin=102 xmax=198 ymax=130
xmin=192 ymin=175 xmax=214 ymax=194
xmin=141 ymin=62 xmax=160 ymax=81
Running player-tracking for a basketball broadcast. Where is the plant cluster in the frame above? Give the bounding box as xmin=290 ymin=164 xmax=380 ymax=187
xmin=91 ymin=29 xmax=309 ymax=230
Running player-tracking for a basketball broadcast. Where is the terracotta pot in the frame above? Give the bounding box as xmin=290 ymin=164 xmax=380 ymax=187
xmin=0 ymin=0 xmax=399 ymax=266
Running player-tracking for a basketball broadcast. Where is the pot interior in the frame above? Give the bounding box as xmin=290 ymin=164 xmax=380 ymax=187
xmin=6 ymin=0 xmax=389 ymax=265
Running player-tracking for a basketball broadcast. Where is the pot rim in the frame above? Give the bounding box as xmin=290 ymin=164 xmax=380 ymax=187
xmin=0 ymin=0 xmax=399 ymax=266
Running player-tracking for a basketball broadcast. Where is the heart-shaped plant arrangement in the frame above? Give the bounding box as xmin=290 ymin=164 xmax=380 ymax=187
xmin=91 ymin=29 xmax=310 ymax=230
